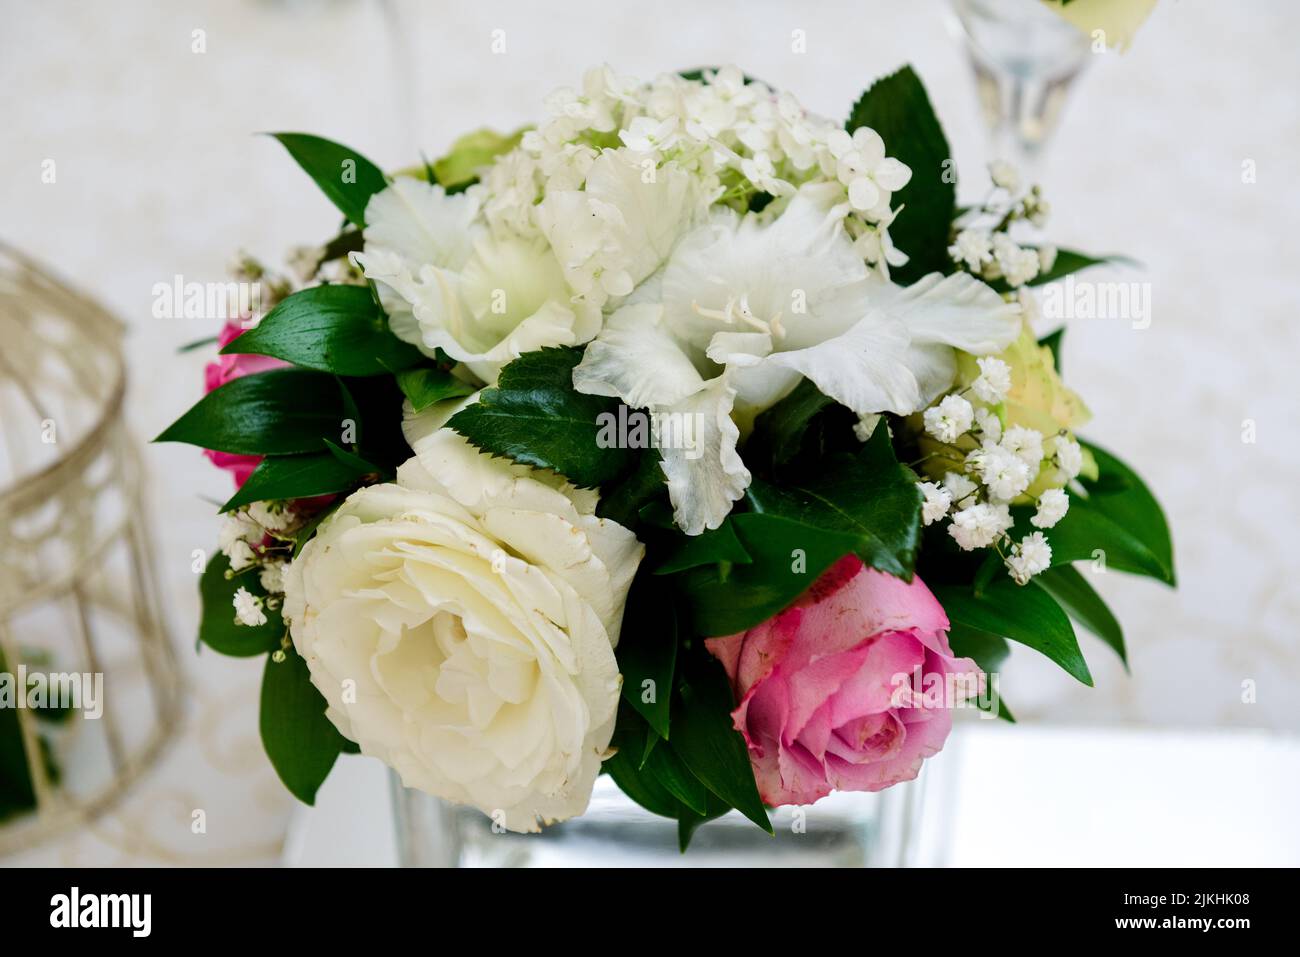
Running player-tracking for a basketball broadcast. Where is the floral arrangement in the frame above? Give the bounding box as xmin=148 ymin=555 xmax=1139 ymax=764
xmin=157 ymin=64 xmax=1174 ymax=846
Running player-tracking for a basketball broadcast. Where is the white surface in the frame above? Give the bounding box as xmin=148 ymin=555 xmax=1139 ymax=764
xmin=2 ymin=0 xmax=1298 ymax=865
xmin=286 ymin=725 xmax=1300 ymax=867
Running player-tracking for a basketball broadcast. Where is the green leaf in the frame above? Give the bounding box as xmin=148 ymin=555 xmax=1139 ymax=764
xmin=292 ymin=503 xmax=339 ymax=558
xmin=1037 ymin=564 xmax=1127 ymax=668
xmin=744 ymin=422 xmax=923 ymax=581
xmin=677 ymin=790 xmax=733 ymax=852
xmin=220 ymin=452 xmax=368 ymax=512
xmin=936 ymin=579 xmax=1092 ymax=686
xmin=643 ymin=742 xmax=709 ymax=816
xmin=594 ymin=450 xmax=667 ymax=528
xmin=678 ymin=512 xmax=859 ymax=636
xmin=681 ymin=512 xmax=863 ymax=639
xmin=605 ymin=708 xmax=690 ymax=819
xmin=947 ymin=622 xmax=1012 ymax=672
xmin=259 ymin=648 xmax=351 ymax=805
xmin=846 ymin=65 xmax=955 ymax=284
xmin=268 ymin=133 xmax=387 ymax=229
xmin=1077 ymin=441 xmax=1174 ymax=585
xmin=395 ymin=365 xmax=476 ymax=413
xmin=155 ymin=368 xmax=347 ymax=455
xmin=198 ymin=553 xmax=282 ymax=657
xmin=617 ymin=577 xmax=678 ymax=739
xmin=321 ymin=438 xmax=387 ymax=477
xmin=654 ymin=521 xmax=752 ymax=575
xmin=1028 ymin=248 xmax=1135 ymax=287
xmin=223 ymin=285 xmax=424 ymax=377
xmin=746 ymin=378 xmax=834 ymax=471
xmin=177 ymin=335 xmax=218 ymax=354
xmin=671 ymin=657 xmax=772 ymax=834
xmin=432 ymin=127 xmax=526 ymax=190
xmin=447 ymin=347 xmax=632 ymax=488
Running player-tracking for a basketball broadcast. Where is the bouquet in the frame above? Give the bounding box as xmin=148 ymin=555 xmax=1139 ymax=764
xmin=158 ymin=64 xmax=1174 ymax=847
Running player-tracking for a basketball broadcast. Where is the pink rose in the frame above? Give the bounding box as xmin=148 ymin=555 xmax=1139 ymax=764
xmin=705 ymin=555 xmax=982 ymax=807
xmin=203 ymin=321 xmax=285 ymax=487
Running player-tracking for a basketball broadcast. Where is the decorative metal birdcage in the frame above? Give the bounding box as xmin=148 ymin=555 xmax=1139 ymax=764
xmin=0 ymin=242 xmax=180 ymax=855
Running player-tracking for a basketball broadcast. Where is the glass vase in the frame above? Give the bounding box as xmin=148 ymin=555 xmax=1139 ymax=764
xmin=390 ymin=770 xmax=930 ymax=868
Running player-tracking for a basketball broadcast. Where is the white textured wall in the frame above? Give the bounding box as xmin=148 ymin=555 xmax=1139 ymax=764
xmin=2 ymin=0 xmax=1296 ymax=863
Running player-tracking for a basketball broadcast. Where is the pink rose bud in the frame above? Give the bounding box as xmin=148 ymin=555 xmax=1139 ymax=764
xmin=705 ymin=554 xmax=982 ymax=807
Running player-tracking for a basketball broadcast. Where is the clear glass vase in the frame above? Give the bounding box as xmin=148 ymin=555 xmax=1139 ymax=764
xmin=390 ymin=770 xmax=930 ymax=868
xmin=949 ymin=0 xmax=1092 ymax=177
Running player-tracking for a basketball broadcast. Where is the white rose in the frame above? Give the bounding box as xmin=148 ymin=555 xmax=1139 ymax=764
xmin=282 ymin=402 xmax=643 ymax=832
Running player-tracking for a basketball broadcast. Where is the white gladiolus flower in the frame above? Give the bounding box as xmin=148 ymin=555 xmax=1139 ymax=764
xmin=572 ymin=187 xmax=1019 ymax=534
xmin=972 ymin=356 xmax=1012 ymax=404
xmin=536 ymin=149 xmax=703 ymax=309
xmin=1031 ymin=488 xmax=1070 ymax=529
xmin=232 ymin=587 xmax=267 ymax=627
xmin=1006 ymin=531 xmax=1053 ymax=584
xmin=353 ymin=177 xmax=600 ymax=384
xmin=281 ymin=400 xmax=643 ymax=832
xmin=918 ymin=481 xmax=952 ymax=525
xmin=923 ymin=394 xmax=975 ymax=444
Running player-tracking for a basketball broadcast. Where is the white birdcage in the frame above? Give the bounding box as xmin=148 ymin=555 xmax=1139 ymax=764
xmin=0 ymin=243 xmax=180 ymax=854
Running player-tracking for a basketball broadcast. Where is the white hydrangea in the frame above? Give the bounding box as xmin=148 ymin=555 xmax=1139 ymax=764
xmin=232 ymin=587 xmax=267 ymax=627
xmin=1006 ymin=531 xmax=1053 ymax=584
xmin=825 ymin=127 xmax=912 ymax=218
xmin=1031 ymin=488 xmax=1070 ymax=529
xmin=948 ymin=502 xmax=1013 ymax=551
xmin=918 ymin=481 xmax=952 ymax=525
xmin=972 ymin=356 xmax=1012 ymax=404
xmin=923 ymin=394 xmax=975 ymax=444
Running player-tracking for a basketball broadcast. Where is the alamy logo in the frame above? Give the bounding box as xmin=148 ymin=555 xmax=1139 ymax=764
xmin=49 ymin=887 xmax=151 ymax=937
xmin=0 ymin=668 xmax=103 ymax=719
xmin=596 ymin=406 xmax=704 ymax=460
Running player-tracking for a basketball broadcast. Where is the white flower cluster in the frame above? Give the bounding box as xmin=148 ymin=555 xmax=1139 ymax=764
xmin=219 ymin=503 xmax=293 ymax=625
xmin=357 ymin=65 xmax=1024 ymax=536
xmin=481 ymin=65 xmax=913 ymax=280
xmin=947 ymin=161 xmax=1055 ymax=289
xmin=916 ymin=359 xmax=1084 ymax=585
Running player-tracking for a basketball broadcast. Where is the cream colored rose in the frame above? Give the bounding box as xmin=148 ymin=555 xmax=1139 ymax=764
xmin=282 ymin=403 xmax=643 ymax=832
